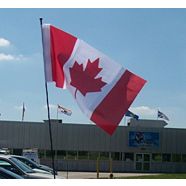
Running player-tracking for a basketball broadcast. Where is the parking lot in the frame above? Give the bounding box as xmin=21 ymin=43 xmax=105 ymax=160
xmin=58 ymin=171 xmax=159 ymax=179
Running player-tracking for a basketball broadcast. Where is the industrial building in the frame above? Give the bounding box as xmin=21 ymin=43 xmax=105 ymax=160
xmin=0 ymin=119 xmax=186 ymax=173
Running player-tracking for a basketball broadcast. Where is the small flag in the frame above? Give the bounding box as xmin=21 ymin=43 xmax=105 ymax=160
xmin=22 ymin=102 xmax=25 ymax=121
xmin=125 ymin=110 xmax=139 ymax=120
xmin=157 ymin=110 xmax=169 ymax=121
xmin=58 ymin=104 xmax=72 ymax=116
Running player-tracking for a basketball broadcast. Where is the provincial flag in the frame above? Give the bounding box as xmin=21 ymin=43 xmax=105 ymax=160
xmin=42 ymin=24 xmax=146 ymax=135
xmin=58 ymin=104 xmax=72 ymax=116
xmin=157 ymin=110 xmax=169 ymax=121
xmin=125 ymin=110 xmax=139 ymax=120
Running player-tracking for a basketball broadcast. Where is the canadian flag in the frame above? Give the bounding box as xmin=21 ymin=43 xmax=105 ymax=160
xmin=42 ymin=24 xmax=146 ymax=135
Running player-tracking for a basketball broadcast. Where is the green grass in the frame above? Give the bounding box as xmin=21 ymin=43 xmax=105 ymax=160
xmin=117 ymin=173 xmax=186 ymax=179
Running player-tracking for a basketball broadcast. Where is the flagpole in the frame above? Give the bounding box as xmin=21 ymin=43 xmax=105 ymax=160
xmin=22 ymin=102 xmax=25 ymax=122
xmin=39 ymin=18 xmax=56 ymax=179
xmin=57 ymin=105 xmax=58 ymax=120
xmin=109 ymin=136 xmax=113 ymax=178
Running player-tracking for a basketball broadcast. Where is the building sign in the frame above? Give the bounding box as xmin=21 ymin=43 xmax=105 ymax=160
xmin=129 ymin=131 xmax=159 ymax=147
xmin=22 ymin=149 xmax=40 ymax=164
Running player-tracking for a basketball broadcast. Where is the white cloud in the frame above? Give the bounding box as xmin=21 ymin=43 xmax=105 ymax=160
xmin=0 ymin=38 xmax=10 ymax=47
xmin=0 ymin=53 xmax=26 ymax=62
xmin=130 ymin=106 xmax=157 ymax=119
xmin=0 ymin=38 xmax=28 ymax=63
xmin=0 ymin=53 xmax=14 ymax=61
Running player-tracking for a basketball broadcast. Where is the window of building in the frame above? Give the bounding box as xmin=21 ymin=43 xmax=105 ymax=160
xmin=152 ymin=153 xmax=162 ymax=162
xmin=67 ymin=151 xmax=77 ymax=160
xmin=38 ymin=150 xmax=45 ymax=158
xmin=162 ymin=153 xmax=171 ymax=162
xmin=124 ymin=153 xmax=134 ymax=162
xmin=136 ymin=154 xmax=142 ymax=162
xmin=136 ymin=162 xmax=142 ymax=170
xmin=182 ymin=154 xmax=186 ymax=162
xmin=89 ymin=152 xmax=99 ymax=160
xmin=111 ymin=152 xmax=122 ymax=161
xmin=57 ymin=150 xmax=66 ymax=159
xmin=78 ymin=151 xmax=89 ymax=160
xmin=172 ymin=154 xmax=181 ymax=162
xmin=46 ymin=150 xmax=52 ymax=158
xmin=100 ymin=152 xmax=109 ymax=160
xmin=144 ymin=154 xmax=150 ymax=162
xmin=143 ymin=162 xmax=150 ymax=171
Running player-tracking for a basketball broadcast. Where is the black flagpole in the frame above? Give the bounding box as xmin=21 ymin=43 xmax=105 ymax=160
xmin=39 ymin=18 xmax=56 ymax=179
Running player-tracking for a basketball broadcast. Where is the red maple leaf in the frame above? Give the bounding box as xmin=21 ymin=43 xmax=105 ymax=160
xmin=69 ymin=58 xmax=107 ymax=98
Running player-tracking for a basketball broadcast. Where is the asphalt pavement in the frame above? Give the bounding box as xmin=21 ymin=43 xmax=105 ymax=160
xmin=58 ymin=171 xmax=159 ymax=179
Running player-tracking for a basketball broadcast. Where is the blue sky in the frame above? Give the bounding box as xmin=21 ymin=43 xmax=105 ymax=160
xmin=0 ymin=9 xmax=186 ymax=129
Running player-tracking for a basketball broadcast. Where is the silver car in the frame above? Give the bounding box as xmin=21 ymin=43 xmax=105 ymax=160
xmin=11 ymin=155 xmax=57 ymax=175
xmin=0 ymin=167 xmax=24 ymax=179
xmin=0 ymin=155 xmax=63 ymax=179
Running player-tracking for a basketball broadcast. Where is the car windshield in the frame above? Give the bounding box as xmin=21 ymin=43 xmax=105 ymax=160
xmin=10 ymin=157 xmax=35 ymax=173
xmin=23 ymin=158 xmax=39 ymax=166
xmin=0 ymin=167 xmax=23 ymax=179
xmin=15 ymin=156 xmax=39 ymax=167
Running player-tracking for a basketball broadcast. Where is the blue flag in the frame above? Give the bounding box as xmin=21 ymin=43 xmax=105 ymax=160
xmin=158 ymin=110 xmax=169 ymax=121
xmin=125 ymin=110 xmax=139 ymax=120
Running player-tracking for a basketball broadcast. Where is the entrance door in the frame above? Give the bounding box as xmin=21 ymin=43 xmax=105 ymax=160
xmin=135 ymin=153 xmax=150 ymax=171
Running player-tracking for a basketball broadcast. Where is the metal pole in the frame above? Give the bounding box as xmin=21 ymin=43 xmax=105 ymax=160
xmin=57 ymin=106 xmax=59 ymax=120
xmin=22 ymin=102 xmax=25 ymax=122
xmin=96 ymin=157 xmax=99 ymax=179
xmin=66 ymin=157 xmax=69 ymax=179
xmin=109 ymin=136 xmax=114 ymax=179
xmin=39 ymin=18 xmax=56 ymax=179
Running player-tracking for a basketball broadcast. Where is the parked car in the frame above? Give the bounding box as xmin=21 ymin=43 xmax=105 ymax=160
xmin=0 ymin=167 xmax=24 ymax=179
xmin=0 ymin=155 xmax=63 ymax=179
xmin=11 ymin=155 xmax=57 ymax=175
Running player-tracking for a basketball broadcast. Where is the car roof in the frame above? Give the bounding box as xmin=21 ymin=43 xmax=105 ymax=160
xmin=10 ymin=155 xmax=23 ymax=158
xmin=0 ymin=154 xmax=13 ymax=159
xmin=0 ymin=155 xmax=29 ymax=160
